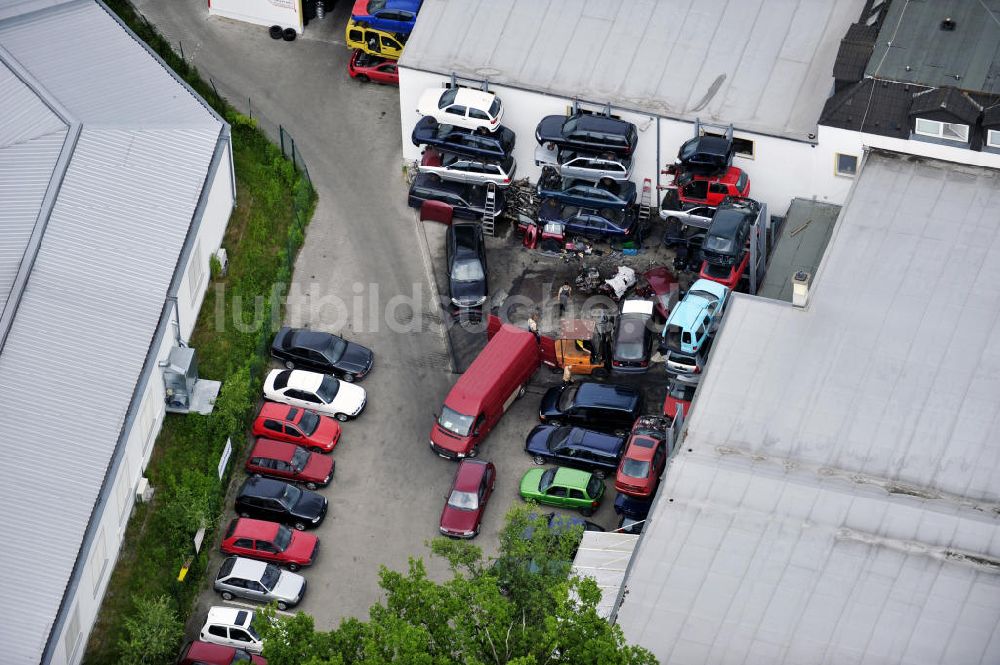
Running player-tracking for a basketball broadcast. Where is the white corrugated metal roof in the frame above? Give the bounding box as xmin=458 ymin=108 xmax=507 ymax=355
xmin=0 ymin=1 xmax=225 ymax=662
xmin=571 ymin=531 xmax=638 ymax=619
xmin=400 ymin=0 xmax=866 ymax=139
xmin=615 ymin=152 xmax=1000 ymax=664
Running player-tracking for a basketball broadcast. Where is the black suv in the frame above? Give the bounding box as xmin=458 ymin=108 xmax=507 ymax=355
xmin=701 ymin=197 xmax=760 ymax=266
xmin=524 ymin=425 xmax=626 ymax=477
xmin=538 ymin=382 xmax=643 ymax=434
xmin=446 ymin=222 xmax=488 ymax=309
xmin=235 ymin=477 xmax=327 ymax=530
xmin=271 ymin=326 xmax=373 ymax=382
xmin=535 ymin=113 xmax=638 ymax=157
xmin=411 ymin=116 xmax=515 ymax=161
xmin=408 ymin=173 xmax=507 ymax=219
xmin=676 ymin=135 xmax=734 ymax=175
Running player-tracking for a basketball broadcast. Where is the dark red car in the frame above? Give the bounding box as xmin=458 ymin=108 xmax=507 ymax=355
xmin=439 ymin=459 xmax=496 ymax=538
xmin=252 ymin=402 xmax=341 ymax=453
xmin=614 ymin=416 xmax=671 ymax=498
xmin=663 ymin=376 xmax=697 ymax=419
xmin=246 ymin=439 xmax=334 ymax=490
xmin=177 ymin=640 xmax=266 ymax=665
xmin=641 ymin=266 xmax=679 ymax=319
xmin=220 ymin=518 xmax=318 ymax=571
xmin=348 ymin=49 xmax=399 ymax=85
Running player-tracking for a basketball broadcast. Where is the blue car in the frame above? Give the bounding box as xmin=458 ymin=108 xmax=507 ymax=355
xmin=351 ymin=0 xmax=422 ymax=35
xmin=525 ymin=425 xmax=626 ymax=477
xmin=539 ymin=381 xmax=643 ymax=434
xmin=537 ymin=202 xmax=637 ymax=240
xmin=412 ymin=116 xmax=515 ymax=162
xmin=661 ymin=279 xmax=729 ymax=355
xmin=537 ymin=178 xmax=637 ymax=210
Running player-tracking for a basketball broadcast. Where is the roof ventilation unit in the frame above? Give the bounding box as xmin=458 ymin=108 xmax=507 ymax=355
xmin=792 ymin=271 xmax=811 ymax=308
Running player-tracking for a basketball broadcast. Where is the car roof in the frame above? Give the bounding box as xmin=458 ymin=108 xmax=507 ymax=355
xmin=184 ymin=640 xmax=240 ymax=660
xmin=259 ymin=401 xmax=295 ymax=420
xmin=229 ymin=556 xmax=268 ymax=579
xmin=239 ymin=476 xmax=290 ymax=499
xmin=286 ymin=369 xmax=325 ymax=392
xmin=288 ymin=328 xmax=336 ymax=352
xmin=626 ymin=435 xmax=660 ymax=461
xmin=454 ymin=459 xmax=489 ymax=491
xmin=565 ymin=428 xmax=622 ymax=454
xmin=553 ymin=466 xmax=593 ymax=486
xmin=571 ymin=113 xmax=633 ymax=134
xmin=621 ymin=300 xmax=654 ymax=316
xmin=708 ymin=208 xmax=751 ymax=235
xmin=206 ymin=606 xmax=253 ymax=628
xmin=230 ymin=517 xmax=280 ymax=540
xmin=382 ymin=0 xmax=422 ymax=12
xmin=251 ymin=438 xmax=298 ymax=462
xmin=687 ymin=279 xmax=728 ymax=301
xmin=575 ymin=382 xmax=639 ymax=407
xmin=452 ymin=88 xmax=497 ymax=108
xmin=413 ymin=172 xmax=473 ymax=194
xmin=667 ymin=298 xmax=711 ymax=328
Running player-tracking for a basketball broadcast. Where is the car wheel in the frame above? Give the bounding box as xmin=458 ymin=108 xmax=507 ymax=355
xmin=284 ymin=360 xmax=295 ymax=369
xmin=355 ymin=74 xmax=370 ymax=83
xmin=468 ymin=446 xmax=479 ymax=458
xmin=532 ymin=455 xmax=545 ymax=465
xmin=282 ymin=28 xmax=296 ymax=41
xmin=277 ymin=601 xmax=289 ymax=611
xmin=294 ymin=522 xmax=306 ymax=531
xmin=305 ymin=482 xmax=317 ymax=490
xmin=335 ymin=413 xmax=348 ymax=422
xmin=221 ymin=591 xmax=234 ymax=601
xmin=594 ymin=470 xmax=606 ymax=480
xmin=287 ymin=563 xmax=300 ymax=572
xmin=580 ymin=507 xmax=595 ymax=517
xmin=342 ymin=373 xmax=356 ymax=383
xmin=269 ymin=25 xmax=282 ymax=39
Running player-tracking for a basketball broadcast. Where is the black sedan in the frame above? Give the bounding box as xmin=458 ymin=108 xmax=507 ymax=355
xmin=676 ymin=135 xmax=734 ymax=175
xmin=535 ymin=113 xmax=637 ymax=157
xmin=235 ymin=476 xmax=327 ymax=531
xmin=446 ymin=222 xmax=488 ymax=309
xmin=524 ymin=424 xmax=625 ymax=477
xmin=271 ymin=326 xmax=373 ymax=382
xmin=537 ymin=177 xmax=636 ymax=210
xmin=411 ymin=116 xmax=516 ymax=161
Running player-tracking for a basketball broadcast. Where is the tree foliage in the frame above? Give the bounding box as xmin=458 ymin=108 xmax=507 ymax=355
xmin=117 ymin=594 xmax=184 ymax=665
xmin=258 ymin=506 xmax=656 ymax=665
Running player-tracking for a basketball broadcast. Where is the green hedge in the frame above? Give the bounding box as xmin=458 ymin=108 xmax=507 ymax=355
xmin=84 ymin=3 xmax=317 ymax=663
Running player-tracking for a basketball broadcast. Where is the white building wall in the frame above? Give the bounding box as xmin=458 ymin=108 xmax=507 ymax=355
xmin=54 ymin=142 xmax=234 ymax=665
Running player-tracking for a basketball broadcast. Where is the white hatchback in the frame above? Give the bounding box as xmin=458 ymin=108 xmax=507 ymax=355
xmin=199 ymin=606 xmax=264 ymax=654
xmin=264 ymin=369 xmax=367 ymax=421
xmin=417 ymin=87 xmax=504 ymax=133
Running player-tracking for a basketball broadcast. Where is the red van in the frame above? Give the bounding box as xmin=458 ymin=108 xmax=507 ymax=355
xmin=430 ymin=323 xmax=540 ymax=459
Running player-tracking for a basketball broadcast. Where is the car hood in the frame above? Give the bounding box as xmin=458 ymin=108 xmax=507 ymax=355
xmin=538 ymin=386 xmax=565 ymax=419
xmin=331 ymin=381 xmax=366 ymax=411
xmin=337 ymin=342 xmax=373 ymax=373
xmin=524 ymin=425 xmax=558 ymax=456
xmin=303 ymin=454 xmax=335 ymax=481
xmin=440 ymin=505 xmax=479 ymax=533
xmin=535 ymin=115 xmax=566 ymax=144
xmin=272 ymin=570 xmax=305 ymax=602
xmin=450 ymin=277 xmax=486 ymax=305
xmin=291 ymin=491 xmax=327 ymax=521
xmin=416 ymin=88 xmax=444 ymax=116
xmin=519 ymin=468 xmax=545 ymax=496
xmin=313 ymin=418 xmax=342 ymax=447
xmin=286 ymin=532 xmax=319 ymax=563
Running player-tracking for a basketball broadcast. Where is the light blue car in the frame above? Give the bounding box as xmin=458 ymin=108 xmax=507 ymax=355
xmin=661 ymin=279 xmax=730 ymax=354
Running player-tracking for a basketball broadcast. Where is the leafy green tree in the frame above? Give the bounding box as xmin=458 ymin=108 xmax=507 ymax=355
xmin=117 ymin=594 xmax=184 ymax=665
xmin=258 ymin=506 xmax=656 ymax=665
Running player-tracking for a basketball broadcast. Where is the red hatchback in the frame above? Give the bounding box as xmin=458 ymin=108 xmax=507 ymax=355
xmin=439 ymin=459 xmax=496 ymax=538
xmin=252 ymin=402 xmax=341 ymax=453
xmin=220 ymin=518 xmax=318 ymax=571
xmin=246 ymin=439 xmax=334 ymax=490
xmin=698 ymin=250 xmax=750 ymax=291
xmin=663 ymin=376 xmax=697 ymax=420
xmin=614 ymin=416 xmax=671 ymax=498
xmin=348 ymin=49 xmax=399 ymax=85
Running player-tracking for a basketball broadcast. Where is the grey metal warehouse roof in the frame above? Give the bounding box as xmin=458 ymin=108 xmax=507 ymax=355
xmin=0 ymin=1 xmax=225 ymax=662
xmin=400 ymin=0 xmax=866 ymax=140
xmin=615 ymin=151 xmax=1000 ymax=664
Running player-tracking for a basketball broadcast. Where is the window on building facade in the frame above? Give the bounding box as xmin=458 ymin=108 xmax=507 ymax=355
xmin=187 ymin=241 xmax=204 ymax=301
xmin=835 ymin=153 xmax=859 ymax=177
xmin=91 ymin=528 xmax=109 ymax=596
xmin=64 ymin=606 xmax=81 ymax=661
xmin=914 ymin=118 xmax=969 ymax=142
xmin=701 ymin=130 xmax=755 ymax=158
xmin=987 ymin=129 xmax=1000 ymax=149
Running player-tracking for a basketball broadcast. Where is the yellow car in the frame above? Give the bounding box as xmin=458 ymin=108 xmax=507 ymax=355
xmin=345 ymin=20 xmax=405 ymax=59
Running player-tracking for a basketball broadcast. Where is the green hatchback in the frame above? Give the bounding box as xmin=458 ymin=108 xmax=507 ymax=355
xmin=519 ymin=467 xmax=605 ymax=516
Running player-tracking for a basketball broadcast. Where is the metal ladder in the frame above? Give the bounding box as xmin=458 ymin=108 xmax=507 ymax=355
xmin=482 ymin=182 xmax=497 ymax=237
xmin=638 ymin=177 xmax=652 ymax=224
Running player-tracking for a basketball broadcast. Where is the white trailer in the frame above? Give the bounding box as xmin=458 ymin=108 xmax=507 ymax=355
xmin=208 ymin=0 xmax=304 ymax=34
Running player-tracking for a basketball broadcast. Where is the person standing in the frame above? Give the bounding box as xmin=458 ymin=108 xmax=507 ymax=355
xmin=557 ymin=281 xmax=572 ymax=316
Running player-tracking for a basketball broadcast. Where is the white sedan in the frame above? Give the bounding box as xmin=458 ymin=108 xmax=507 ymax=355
xmin=416 ymin=87 xmax=504 ymax=133
xmin=264 ymin=369 xmax=366 ymax=422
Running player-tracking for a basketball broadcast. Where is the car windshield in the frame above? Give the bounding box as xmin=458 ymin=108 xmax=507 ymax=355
xmin=366 ymin=0 xmax=386 ymax=12
xmin=448 ymin=490 xmax=479 ymax=511
xmin=291 ymin=447 xmax=311 ymax=472
xmin=439 ymin=88 xmax=458 ymax=108
xmin=451 ymin=258 xmax=484 ymax=282
xmin=539 ymin=468 xmax=557 ymax=492
xmin=260 ymin=564 xmax=280 ymax=591
xmin=273 ymin=525 xmax=292 ymax=551
xmin=586 ymin=477 xmax=603 ymax=499
xmin=488 ymin=98 xmax=501 ymax=117
xmin=621 ymin=458 xmax=650 ymax=479
xmin=280 ymin=483 xmax=302 ymax=508
xmin=298 ymin=410 xmax=320 ymax=435
xmin=316 ymin=376 xmax=340 ymax=403
xmin=325 ymin=337 xmax=347 ymax=362
xmin=556 ymin=385 xmax=579 ymax=411
xmin=704 ymin=233 xmax=733 ymax=253
xmin=616 ymin=315 xmax=648 ymax=360
xmin=548 ymin=427 xmax=574 ymax=452
xmin=438 ymin=406 xmax=474 ymax=436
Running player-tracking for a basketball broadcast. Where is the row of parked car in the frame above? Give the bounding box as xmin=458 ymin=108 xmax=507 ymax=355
xmin=177 ymin=327 xmax=378 ymax=663
xmin=346 ymin=0 xmax=426 ymax=85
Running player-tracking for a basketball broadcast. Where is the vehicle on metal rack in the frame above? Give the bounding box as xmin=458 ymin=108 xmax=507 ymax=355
xmin=699 ymin=197 xmax=760 ymax=289
xmin=539 ymin=381 xmax=643 ymax=434
xmin=350 ymin=0 xmax=422 ymax=35
xmin=198 ymin=607 xmax=265 ymax=655
xmin=416 ymin=87 xmax=504 ymax=133
xmin=213 ymin=556 xmax=305 ymax=611
xmin=659 ymin=201 xmax=714 ymax=227
xmin=611 ymin=299 xmax=656 ymax=373
xmin=535 ymin=113 xmax=638 ymax=157
xmin=446 ymin=222 xmax=488 ymax=310
xmin=661 ymin=279 xmax=730 ymax=355
xmin=534 ymin=150 xmax=633 ymax=182
xmin=615 ymin=415 xmax=672 ymax=498
xmin=219 ymin=518 xmax=318 ymax=571
xmin=245 ymin=439 xmax=334 ymax=490
xmin=411 ymin=117 xmax=515 ymax=161
xmin=663 ymin=165 xmax=750 ymax=209
xmin=418 ymin=147 xmax=516 ymax=187
xmin=439 ymin=459 xmax=496 ymax=538
xmin=663 ymin=342 xmax=711 ymax=377
xmin=348 ymin=49 xmax=399 ymax=85
xmin=345 ymin=20 xmax=406 ymax=59
xmin=408 ymin=173 xmax=507 ymax=219
xmin=263 ymin=369 xmax=367 ymax=421
xmin=524 ymin=425 xmax=625 ymax=477
xmin=675 ymin=134 xmax=735 ymax=175
xmin=518 ymin=466 xmax=605 ymax=516
xmin=235 ymin=476 xmax=328 ymax=530
xmin=271 ymin=326 xmax=374 ymax=382
xmin=251 ymin=403 xmax=342 ymax=454
xmin=663 ymin=374 xmax=698 ymax=419
xmin=537 ymin=176 xmax=636 ymax=209
xmin=537 ymin=202 xmax=637 ymax=240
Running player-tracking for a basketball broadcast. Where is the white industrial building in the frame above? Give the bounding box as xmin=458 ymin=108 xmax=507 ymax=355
xmin=0 ymin=0 xmax=234 ymax=662
xmin=614 ymin=150 xmax=1000 ymax=664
